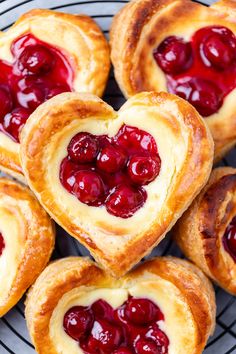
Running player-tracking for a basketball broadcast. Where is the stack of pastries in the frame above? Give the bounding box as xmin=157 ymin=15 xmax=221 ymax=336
xmin=0 ymin=0 xmax=235 ymax=353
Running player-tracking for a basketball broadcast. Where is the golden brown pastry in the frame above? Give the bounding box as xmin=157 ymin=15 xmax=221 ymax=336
xmin=0 ymin=177 xmax=55 ymax=317
xmin=20 ymin=91 xmax=213 ymax=277
xmin=110 ymin=0 xmax=236 ymax=160
xmin=25 ymin=256 xmax=216 ymax=354
xmin=174 ymin=167 xmax=236 ymax=295
xmin=0 ymin=9 xmax=110 ymax=181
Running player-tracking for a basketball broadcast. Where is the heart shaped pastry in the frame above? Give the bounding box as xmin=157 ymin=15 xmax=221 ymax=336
xmin=110 ymin=0 xmax=236 ymax=160
xmin=25 ymin=256 xmax=216 ymax=354
xmin=20 ymin=91 xmax=213 ymax=277
xmin=0 ymin=9 xmax=109 ymax=181
xmin=0 ymin=178 xmax=55 ymax=317
xmin=174 ymin=167 xmax=236 ymax=295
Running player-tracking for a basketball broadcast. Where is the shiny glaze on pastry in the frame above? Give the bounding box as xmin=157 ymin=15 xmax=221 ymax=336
xmin=110 ymin=0 xmax=236 ymax=160
xmin=25 ymin=257 xmax=216 ymax=354
xmin=0 ymin=9 xmax=109 ymax=181
xmin=20 ymin=91 xmax=213 ymax=277
xmin=0 ymin=178 xmax=55 ymax=316
xmin=174 ymin=167 xmax=236 ymax=295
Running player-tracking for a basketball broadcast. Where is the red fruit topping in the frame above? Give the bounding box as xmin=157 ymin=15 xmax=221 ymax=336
xmin=72 ymin=170 xmax=105 ymax=206
xmin=87 ymin=320 xmax=122 ymax=352
xmin=128 ymin=155 xmax=161 ymax=185
xmin=135 ymin=338 xmax=160 ymax=354
xmin=200 ymin=27 xmax=236 ymax=70
xmin=154 ymin=26 xmax=236 ymax=117
xmin=63 ymin=306 xmax=94 ymax=341
xmin=154 ymin=36 xmax=193 ymax=74
xmin=68 ymin=133 xmax=99 ymax=164
xmin=59 ymin=157 xmax=80 ymax=192
xmin=105 ymin=184 xmax=146 ymax=218
xmin=97 ymin=144 xmax=127 ymax=173
xmin=0 ymin=86 xmax=13 ymax=119
xmin=3 ymin=107 xmax=30 ymax=142
xmin=124 ymin=298 xmax=163 ymax=325
xmin=17 ymin=44 xmax=54 ymax=75
xmin=174 ymin=78 xmax=222 ymax=117
xmin=223 ymin=216 xmax=236 ymax=261
xmin=63 ymin=297 xmax=168 ymax=354
xmin=116 ymin=125 xmax=157 ymax=154
xmin=0 ymin=33 xmax=73 ymax=142
xmin=0 ymin=233 xmax=5 ymax=256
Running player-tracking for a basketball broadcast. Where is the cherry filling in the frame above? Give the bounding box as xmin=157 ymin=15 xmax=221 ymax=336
xmin=0 ymin=233 xmax=5 ymax=256
xmin=60 ymin=125 xmax=161 ymax=218
xmin=0 ymin=34 xmax=73 ymax=142
xmin=153 ymin=26 xmax=236 ymax=117
xmin=223 ymin=216 xmax=236 ymax=262
xmin=63 ymin=297 xmax=169 ymax=354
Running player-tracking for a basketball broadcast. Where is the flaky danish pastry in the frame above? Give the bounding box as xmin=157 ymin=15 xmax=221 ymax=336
xmin=0 ymin=178 xmax=55 ymax=317
xmin=174 ymin=167 xmax=236 ymax=295
xmin=0 ymin=8 xmax=110 ymax=181
xmin=25 ymin=256 xmax=215 ymax=354
xmin=110 ymin=0 xmax=236 ymax=160
xmin=20 ymin=91 xmax=213 ymax=277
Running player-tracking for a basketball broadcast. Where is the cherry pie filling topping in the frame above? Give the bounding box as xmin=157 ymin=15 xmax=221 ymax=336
xmin=0 ymin=233 xmax=5 ymax=256
xmin=223 ymin=216 xmax=236 ymax=261
xmin=0 ymin=33 xmax=73 ymax=142
xmin=63 ymin=296 xmax=169 ymax=354
xmin=60 ymin=125 xmax=161 ymax=218
xmin=154 ymin=26 xmax=236 ymax=117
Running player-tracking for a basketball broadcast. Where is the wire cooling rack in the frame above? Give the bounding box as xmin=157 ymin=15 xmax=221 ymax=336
xmin=0 ymin=0 xmax=235 ymax=353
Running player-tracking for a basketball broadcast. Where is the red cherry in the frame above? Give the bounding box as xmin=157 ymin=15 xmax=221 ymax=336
xmin=105 ymin=184 xmax=146 ymax=218
xmin=17 ymin=44 xmax=54 ymax=74
xmin=59 ymin=157 xmax=80 ymax=192
xmin=0 ymin=86 xmax=12 ymax=119
xmin=17 ymin=86 xmax=45 ymax=110
xmin=0 ymin=233 xmax=5 ymax=256
xmin=145 ymin=324 xmax=169 ymax=354
xmin=175 ymin=78 xmax=222 ymax=117
xmin=91 ymin=299 xmax=114 ymax=321
xmin=63 ymin=306 xmax=94 ymax=341
xmin=115 ymin=125 xmax=157 ymax=154
xmin=154 ymin=36 xmax=192 ymax=74
xmin=135 ymin=338 xmax=160 ymax=354
xmin=97 ymin=144 xmax=127 ymax=173
xmin=113 ymin=348 xmax=133 ymax=354
xmin=87 ymin=320 xmax=122 ymax=352
xmin=68 ymin=132 xmax=99 ymax=164
xmin=3 ymin=107 xmax=30 ymax=142
xmin=46 ymin=85 xmax=69 ymax=99
xmin=127 ymin=156 xmax=161 ymax=185
xmin=223 ymin=217 xmax=236 ymax=261
xmin=124 ymin=298 xmax=162 ymax=325
xmin=72 ymin=170 xmax=105 ymax=206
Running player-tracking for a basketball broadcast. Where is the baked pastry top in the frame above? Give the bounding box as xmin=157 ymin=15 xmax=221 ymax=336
xmin=25 ymin=256 xmax=216 ymax=354
xmin=0 ymin=177 xmax=55 ymax=317
xmin=20 ymin=91 xmax=213 ymax=277
xmin=0 ymin=8 xmax=110 ymax=181
xmin=110 ymin=0 xmax=236 ymax=160
xmin=174 ymin=167 xmax=236 ymax=295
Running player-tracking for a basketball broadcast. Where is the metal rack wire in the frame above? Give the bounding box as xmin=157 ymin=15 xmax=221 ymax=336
xmin=0 ymin=0 xmax=235 ymax=353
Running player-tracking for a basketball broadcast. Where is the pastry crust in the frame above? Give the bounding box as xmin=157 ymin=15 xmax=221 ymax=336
xmin=0 ymin=178 xmax=55 ymax=316
xmin=0 ymin=8 xmax=110 ymax=181
xmin=174 ymin=167 xmax=236 ymax=295
xmin=110 ymin=0 xmax=236 ymax=160
xmin=25 ymin=256 xmax=216 ymax=354
xmin=20 ymin=91 xmax=213 ymax=277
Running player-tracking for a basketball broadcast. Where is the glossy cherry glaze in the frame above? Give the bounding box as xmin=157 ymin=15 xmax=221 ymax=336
xmin=0 ymin=34 xmax=73 ymax=142
xmin=0 ymin=233 xmax=5 ymax=256
xmin=63 ymin=297 xmax=169 ymax=354
xmin=223 ymin=216 xmax=236 ymax=261
xmin=60 ymin=125 xmax=161 ymax=218
xmin=154 ymin=26 xmax=236 ymax=117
